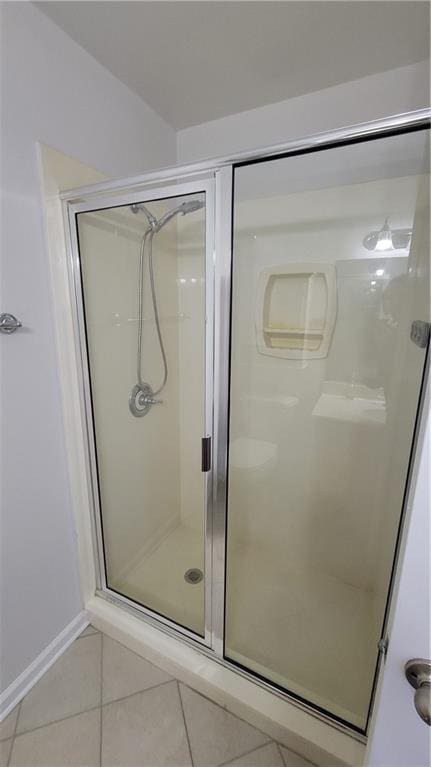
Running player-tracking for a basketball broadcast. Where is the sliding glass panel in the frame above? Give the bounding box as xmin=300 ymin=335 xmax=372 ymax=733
xmin=76 ymin=190 xmax=208 ymax=636
xmin=226 ymin=129 xmax=430 ymax=730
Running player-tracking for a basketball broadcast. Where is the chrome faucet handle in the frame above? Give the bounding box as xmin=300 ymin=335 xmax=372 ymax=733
xmin=0 ymin=313 xmax=22 ymax=334
xmin=129 ymin=383 xmax=163 ymax=417
xmin=405 ymin=659 xmax=431 ymax=725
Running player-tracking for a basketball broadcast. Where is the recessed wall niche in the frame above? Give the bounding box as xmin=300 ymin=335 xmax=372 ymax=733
xmin=255 ymin=263 xmax=337 ymax=359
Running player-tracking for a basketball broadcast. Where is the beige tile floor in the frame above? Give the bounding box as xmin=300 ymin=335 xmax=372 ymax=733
xmin=0 ymin=626 xmax=317 ymax=767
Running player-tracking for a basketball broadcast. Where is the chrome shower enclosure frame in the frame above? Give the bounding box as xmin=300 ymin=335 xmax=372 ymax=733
xmin=62 ymin=107 xmax=430 ymax=741
xmin=65 ymin=176 xmax=217 ymax=649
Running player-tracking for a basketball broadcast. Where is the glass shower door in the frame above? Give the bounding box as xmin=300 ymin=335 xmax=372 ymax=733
xmin=225 ymin=129 xmax=430 ymax=730
xmin=75 ymin=183 xmax=213 ymax=639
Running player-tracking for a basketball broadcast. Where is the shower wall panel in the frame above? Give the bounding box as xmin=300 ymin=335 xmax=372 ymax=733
xmin=76 ymin=189 xmax=208 ymax=637
xmin=77 ymin=207 xmax=181 ymax=583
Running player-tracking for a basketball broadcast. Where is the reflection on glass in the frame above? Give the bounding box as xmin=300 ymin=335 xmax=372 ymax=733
xmin=226 ymin=131 xmax=430 ymax=729
xmin=77 ymin=192 xmax=207 ymax=635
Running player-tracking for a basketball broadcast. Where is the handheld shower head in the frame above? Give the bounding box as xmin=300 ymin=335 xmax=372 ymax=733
xmin=179 ymin=199 xmax=205 ymax=215
xmin=156 ymin=198 xmax=205 ymax=231
xmin=130 ymin=198 xmax=204 ymax=233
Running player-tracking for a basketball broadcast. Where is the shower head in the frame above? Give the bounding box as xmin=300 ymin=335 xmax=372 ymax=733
xmin=130 ymin=202 xmax=158 ymax=230
xmin=130 ymin=198 xmax=204 ymax=234
xmin=179 ymin=199 xmax=205 ymax=215
xmin=156 ymin=198 xmax=205 ymax=231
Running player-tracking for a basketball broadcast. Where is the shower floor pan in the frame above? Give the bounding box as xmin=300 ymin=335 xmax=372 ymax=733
xmin=112 ymin=524 xmax=205 ymax=636
xmin=111 ymin=523 xmax=381 ymax=728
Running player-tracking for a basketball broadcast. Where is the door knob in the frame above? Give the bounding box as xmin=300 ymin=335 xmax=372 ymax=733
xmin=0 ymin=313 xmax=22 ymax=334
xmin=405 ymin=659 xmax=431 ymax=725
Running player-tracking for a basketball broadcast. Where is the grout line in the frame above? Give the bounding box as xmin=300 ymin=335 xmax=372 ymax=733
xmin=6 ymin=701 xmax=22 ymax=767
xmin=217 ymin=741 xmax=274 ymax=767
xmin=13 ymin=705 xmax=102 ymax=738
xmin=180 ymin=680 xmax=272 ymax=741
xmin=277 ymin=742 xmax=287 ymax=766
xmin=102 ymin=679 xmax=175 ymax=710
xmin=277 ymin=741 xmax=318 ymax=767
xmin=12 ymin=678 xmax=176 ymax=740
xmin=76 ymin=628 xmax=99 ymax=640
xmin=177 ymin=681 xmax=194 ymax=767
xmin=99 ymin=632 xmax=175 ymax=677
xmin=12 ymin=701 xmax=22 ymax=739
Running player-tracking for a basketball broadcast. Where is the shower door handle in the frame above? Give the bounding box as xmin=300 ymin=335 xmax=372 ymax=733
xmin=201 ymin=437 xmax=211 ymax=472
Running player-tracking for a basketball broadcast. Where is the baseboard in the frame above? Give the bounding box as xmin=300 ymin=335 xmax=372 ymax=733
xmin=0 ymin=611 xmax=89 ymax=722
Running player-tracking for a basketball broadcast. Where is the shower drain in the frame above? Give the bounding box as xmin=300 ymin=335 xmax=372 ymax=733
xmin=184 ymin=568 xmax=203 ymax=584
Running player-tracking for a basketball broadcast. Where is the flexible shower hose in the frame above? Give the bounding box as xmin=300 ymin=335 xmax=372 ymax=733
xmin=136 ymin=228 xmax=168 ymax=396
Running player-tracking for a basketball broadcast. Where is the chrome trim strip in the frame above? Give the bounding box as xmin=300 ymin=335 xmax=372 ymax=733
xmin=61 ymin=109 xmax=431 ymax=203
xmin=204 ymin=178 xmax=216 ymax=647
xmin=101 ymin=587 xmax=210 ymax=647
xmin=212 ymin=166 xmax=233 ymax=656
xmin=64 ymin=200 xmax=106 ymax=592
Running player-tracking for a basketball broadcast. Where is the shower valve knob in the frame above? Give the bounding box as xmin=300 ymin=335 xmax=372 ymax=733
xmin=129 ymin=383 xmax=162 ymax=417
xmin=0 ymin=313 xmax=22 ymax=334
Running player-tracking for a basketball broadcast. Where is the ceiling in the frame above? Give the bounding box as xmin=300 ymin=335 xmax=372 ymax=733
xmin=36 ymin=1 xmax=430 ymax=130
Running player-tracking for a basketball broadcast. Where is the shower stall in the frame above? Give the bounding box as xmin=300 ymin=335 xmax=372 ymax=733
xmin=64 ymin=110 xmax=430 ymax=738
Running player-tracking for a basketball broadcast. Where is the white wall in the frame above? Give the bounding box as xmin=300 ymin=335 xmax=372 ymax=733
xmin=177 ymin=62 xmax=430 ymax=163
xmin=0 ymin=1 xmax=175 ymax=695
